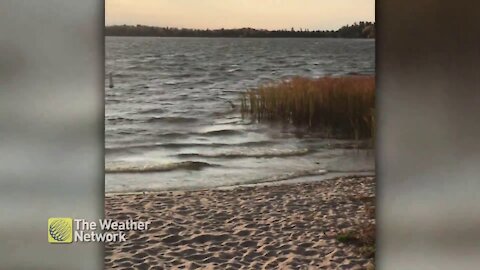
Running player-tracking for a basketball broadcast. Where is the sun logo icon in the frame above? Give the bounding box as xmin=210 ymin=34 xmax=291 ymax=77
xmin=48 ymin=218 xmax=73 ymax=243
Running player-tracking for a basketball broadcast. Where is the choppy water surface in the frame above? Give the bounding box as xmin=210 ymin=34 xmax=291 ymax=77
xmin=105 ymin=37 xmax=375 ymax=192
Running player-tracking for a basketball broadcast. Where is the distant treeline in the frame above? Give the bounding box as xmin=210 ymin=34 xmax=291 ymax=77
xmin=105 ymin=22 xmax=375 ymax=38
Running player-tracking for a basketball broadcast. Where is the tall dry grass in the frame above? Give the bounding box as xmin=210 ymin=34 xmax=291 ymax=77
xmin=241 ymin=76 xmax=375 ymax=139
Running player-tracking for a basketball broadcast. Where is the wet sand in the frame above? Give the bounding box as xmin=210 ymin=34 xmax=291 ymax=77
xmin=105 ymin=176 xmax=375 ymax=269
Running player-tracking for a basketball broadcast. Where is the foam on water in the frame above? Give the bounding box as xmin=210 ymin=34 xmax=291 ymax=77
xmin=106 ymin=161 xmax=216 ymax=173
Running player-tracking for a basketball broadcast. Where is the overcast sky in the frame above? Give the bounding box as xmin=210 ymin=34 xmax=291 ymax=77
xmin=106 ymin=0 xmax=375 ymax=30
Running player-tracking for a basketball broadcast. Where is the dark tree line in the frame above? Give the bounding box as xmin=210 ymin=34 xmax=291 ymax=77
xmin=337 ymin=22 xmax=375 ymax=38
xmin=105 ymin=22 xmax=375 ymax=38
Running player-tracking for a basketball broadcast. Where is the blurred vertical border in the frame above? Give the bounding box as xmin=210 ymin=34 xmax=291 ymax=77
xmin=377 ymin=0 xmax=480 ymax=269
xmin=0 ymin=0 xmax=104 ymax=269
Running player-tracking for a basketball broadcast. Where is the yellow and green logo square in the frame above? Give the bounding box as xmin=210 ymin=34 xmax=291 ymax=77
xmin=48 ymin=217 xmax=73 ymax=243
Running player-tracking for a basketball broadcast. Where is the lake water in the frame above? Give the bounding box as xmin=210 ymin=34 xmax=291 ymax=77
xmin=105 ymin=37 xmax=375 ymax=193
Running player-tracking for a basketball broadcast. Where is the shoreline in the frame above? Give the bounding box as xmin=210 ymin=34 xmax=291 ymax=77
xmin=105 ymin=175 xmax=375 ymax=269
xmin=105 ymin=172 xmax=375 ymax=196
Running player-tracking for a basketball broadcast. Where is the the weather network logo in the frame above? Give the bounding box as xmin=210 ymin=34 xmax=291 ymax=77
xmin=48 ymin=218 xmax=73 ymax=243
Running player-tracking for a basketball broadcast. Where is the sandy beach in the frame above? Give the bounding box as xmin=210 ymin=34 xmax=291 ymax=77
xmin=105 ymin=176 xmax=375 ymax=269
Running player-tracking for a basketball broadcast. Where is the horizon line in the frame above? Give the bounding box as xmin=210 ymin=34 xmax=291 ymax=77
xmin=105 ymin=21 xmax=376 ymax=32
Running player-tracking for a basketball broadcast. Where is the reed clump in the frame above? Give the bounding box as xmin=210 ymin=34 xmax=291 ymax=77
xmin=241 ymin=76 xmax=375 ymax=139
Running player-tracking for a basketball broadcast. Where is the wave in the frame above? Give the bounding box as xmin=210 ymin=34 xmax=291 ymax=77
xmin=177 ymin=148 xmax=310 ymax=159
xmin=105 ymin=140 xmax=275 ymax=154
xmin=163 ymin=80 xmax=178 ymax=85
xmin=326 ymin=169 xmax=374 ymax=173
xmin=227 ymin=68 xmax=243 ymax=73
xmin=138 ymin=108 xmax=165 ymax=114
xmin=203 ymin=129 xmax=243 ymax=136
xmin=172 ymin=73 xmax=194 ymax=79
xmin=243 ymin=168 xmax=328 ymax=185
xmin=144 ymin=116 xmax=199 ymax=124
xmin=106 ymin=117 xmax=136 ymax=124
xmin=105 ymin=161 xmax=215 ymax=174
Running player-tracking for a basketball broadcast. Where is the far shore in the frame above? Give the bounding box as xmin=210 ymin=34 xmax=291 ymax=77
xmin=105 ymin=22 xmax=376 ymax=39
xmin=105 ymin=175 xmax=375 ymax=269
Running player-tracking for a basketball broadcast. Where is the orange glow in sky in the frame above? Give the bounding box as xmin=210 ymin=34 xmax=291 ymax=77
xmin=106 ymin=0 xmax=374 ymax=30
